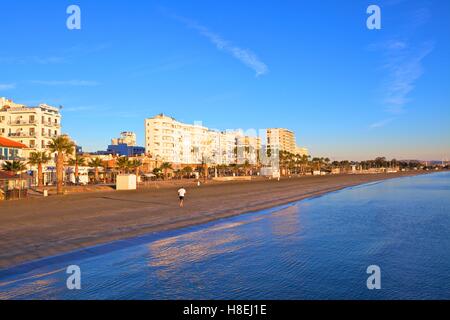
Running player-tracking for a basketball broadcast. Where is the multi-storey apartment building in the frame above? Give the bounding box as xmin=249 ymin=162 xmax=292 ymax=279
xmin=295 ymin=146 xmax=309 ymax=157
xmin=266 ymin=128 xmax=297 ymax=154
xmin=145 ymin=114 xmax=210 ymax=164
xmin=111 ymin=131 xmax=137 ymax=147
xmin=237 ymin=135 xmax=261 ymax=165
xmin=0 ymin=98 xmax=61 ymax=158
xmin=145 ymin=114 xmax=263 ymax=166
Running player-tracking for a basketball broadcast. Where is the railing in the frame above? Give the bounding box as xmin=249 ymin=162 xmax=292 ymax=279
xmin=43 ymin=122 xmax=60 ymax=127
xmin=6 ymin=120 xmax=60 ymax=127
xmin=8 ymin=132 xmax=37 ymax=138
xmin=8 ymin=120 xmax=38 ymax=125
xmin=41 ymin=133 xmax=58 ymax=138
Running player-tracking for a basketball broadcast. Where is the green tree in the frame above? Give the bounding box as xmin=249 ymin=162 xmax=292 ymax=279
xmin=68 ymin=154 xmax=86 ymax=184
xmin=2 ymin=160 xmax=27 ymax=174
xmin=47 ymin=136 xmax=75 ymax=195
xmin=182 ymin=166 xmax=193 ymax=178
xmin=88 ymin=157 xmax=104 ymax=183
xmin=116 ymin=156 xmax=131 ymax=174
xmin=160 ymin=162 xmax=173 ymax=179
xmin=28 ymin=151 xmax=51 ymax=187
xmin=152 ymin=167 xmax=163 ymax=179
xmin=129 ymin=159 xmax=142 ymax=176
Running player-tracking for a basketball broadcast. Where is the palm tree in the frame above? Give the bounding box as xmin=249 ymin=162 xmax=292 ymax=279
xmin=229 ymin=163 xmax=240 ymax=176
xmin=300 ymin=154 xmax=309 ymax=174
xmin=216 ymin=164 xmax=227 ymax=177
xmin=1 ymin=160 xmax=27 ymax=174
xmin=160 ymin=162 xmax=173 ymax=180
xmin=312 ymin=157 xmax=324 ymax=171
xmin=68 ymin=154 xmax=86 ymax=184
xmin=129 ymin=159 xmax=142 ymax=176
xmin=47 ymin=136 xmax=75 ymax=195
xmin=116 ymin=156 xmax=131 ymax=174
xmin=182 ymin=166 xmax=193 ymax=179
xmin=242 ymin=160 xmax=251 ymax=176
xmin=152 ymin=167 xmax=163 ymax=179
xmin=28 ymin=151 xmax=51 ymax=187
xmin=88 ymin=157 xmax=103 ymax=183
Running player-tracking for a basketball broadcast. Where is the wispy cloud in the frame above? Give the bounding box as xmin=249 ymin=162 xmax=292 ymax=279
xmin=173 ymin=15 xmax=268 ymax=77
xmin=31 ymin=80 xmax=100 ymax=87
xmin=0 ymin=83 xmax=16 ymax=90
xmin=367 ymin=2 xmax=434 ymax=131
xmin=370 ymin=118 xmax=395 ymax=129
xmin=380 ymin=40 xmax=434 ymax=114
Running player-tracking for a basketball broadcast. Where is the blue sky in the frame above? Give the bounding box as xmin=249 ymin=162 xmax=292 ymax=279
xmin=0 ymin=0 xmax=449 ymax=160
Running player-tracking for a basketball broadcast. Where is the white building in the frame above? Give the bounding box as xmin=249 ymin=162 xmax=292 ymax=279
xmin=145 ymin=114 xmax=262 ymax=166
xmin=267 ymin=127 xmax=308 ymax=157
xmin=295 ymin=146 xmax=309 ymax=157
xmin=111 ymin=131 xmax=137 ymax=146
xmin=145 ymin=114 xmax=209 ymax=164
xmin=0 ymin=97 xmax=62 ymax=158
xmin=237 ymin=134 xmax=261 ymax=165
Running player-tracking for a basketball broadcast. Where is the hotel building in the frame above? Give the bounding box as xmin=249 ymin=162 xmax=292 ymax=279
xmin=145 ymin=114 xmax=262 ymax=165
xmin=266 ymin=128 xmax=296 ymax=154
xmin=0 ymin=97 xmax=62 ymax=158
xmin=111 ymin=131 xmax=137 ymax=147
xmin=145 ymin=114 xmax=209 ymax=165
xmin=237 ymin=135 xmax=261 ymax=165
xmin=266 ymin=128 xmax=308 ymax=156
xmin=107 ymin=132 xmax=145 ymax=157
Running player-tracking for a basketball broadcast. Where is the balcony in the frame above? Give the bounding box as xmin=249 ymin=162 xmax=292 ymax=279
xmin=8 ymin=132 xmax=37 ymax=138
xmin=43 ymin=121 xmax=60 ymax=128
xmin=41 ymin=132 xmax=58 ymax=138
xmin=8 ymin=120 xmax=38 ymax=126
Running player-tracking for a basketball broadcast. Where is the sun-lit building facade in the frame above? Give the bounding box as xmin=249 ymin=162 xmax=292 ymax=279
xmin=145 ymin=114 xmax=209 ymax=164
xmin=145 ymin=114 xmax=263 ymax=165
xmin=0 ymin=97 xmax=62 ymax=158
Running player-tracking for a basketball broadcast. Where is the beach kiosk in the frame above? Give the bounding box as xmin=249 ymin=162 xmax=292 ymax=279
xmin=116 ymin=174 xmax=137 ymax=190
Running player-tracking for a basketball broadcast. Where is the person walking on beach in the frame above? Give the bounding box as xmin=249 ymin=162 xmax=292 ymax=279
xmin=178 ymin=187 xmax=187 ymax=207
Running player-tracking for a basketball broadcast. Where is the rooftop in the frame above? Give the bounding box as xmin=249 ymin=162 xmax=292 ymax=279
xmin=0 ymin=137 xmax=28 ymax=149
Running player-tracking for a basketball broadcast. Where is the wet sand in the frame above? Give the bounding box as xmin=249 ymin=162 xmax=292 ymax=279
xmin=0 ymin=172 xmax=424 ymax=269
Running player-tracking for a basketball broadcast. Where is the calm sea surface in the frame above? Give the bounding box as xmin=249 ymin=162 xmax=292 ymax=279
xmin=1 ymin=172 xmax=450 ymax=300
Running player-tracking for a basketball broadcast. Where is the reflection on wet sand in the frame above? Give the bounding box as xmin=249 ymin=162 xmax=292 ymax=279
xmin=148 ymin=223 xmax=245 ymax=270
xmin=147 ymin=206 xmax=302 ymax=279
xmin=0 ymin=271 xmax=60 ymax=299
xmin=267 ymin=204 xmax=302 ymax=237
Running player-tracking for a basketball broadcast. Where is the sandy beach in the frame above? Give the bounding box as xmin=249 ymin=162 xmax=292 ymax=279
xmin=0 ymin=172 xmax=425 ymax=269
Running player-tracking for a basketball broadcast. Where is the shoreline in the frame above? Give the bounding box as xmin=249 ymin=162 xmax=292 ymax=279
xmin=0 ymin=171 xmax=434 ymax=270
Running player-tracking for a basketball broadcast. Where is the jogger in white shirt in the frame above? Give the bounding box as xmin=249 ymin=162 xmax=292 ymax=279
xmin=178 ymin=187 xmax=186 ymax=207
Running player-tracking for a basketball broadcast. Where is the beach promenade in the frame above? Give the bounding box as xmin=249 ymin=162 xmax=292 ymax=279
xmin=0 ymin=172 xmax=423 ymax=269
